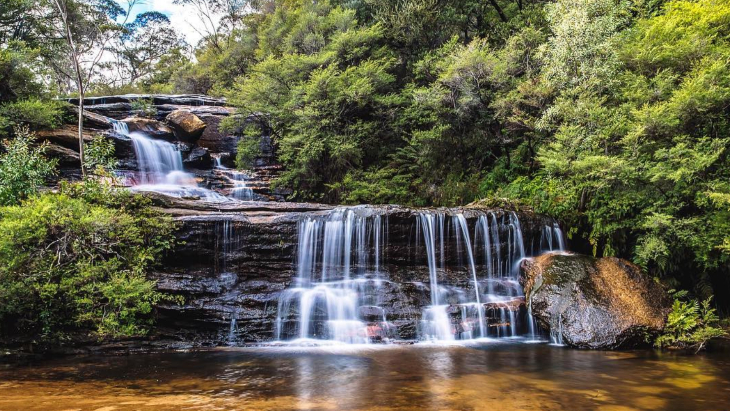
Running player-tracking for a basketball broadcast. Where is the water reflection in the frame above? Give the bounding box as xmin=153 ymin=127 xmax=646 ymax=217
xmin=1 ymin=343 xmax=730 ymax=410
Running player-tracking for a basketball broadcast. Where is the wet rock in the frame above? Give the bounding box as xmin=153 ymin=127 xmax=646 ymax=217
xmin=149 ymin=205 xmax=556 ymax=345
xmin=184 ymin=146 xmax=213 ymax=169
xmin=65 ymin=106 xmax=113 ymax=129
xmin=520 ymin=253 xmax=671 ymax=349
xmin=166 ymin=110 xmax=207 ymax=143
xmin=196 ymin=114 xmax=239 ymax=154
xmin=68 ymin=94 xmax=227 ymax=107
xmin=82 ymin=102 xmax=133 ymax=120
xmin=122 ymin=117 xmax=174 ymax=140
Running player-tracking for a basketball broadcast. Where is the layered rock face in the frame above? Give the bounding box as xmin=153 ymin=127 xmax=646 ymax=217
xmin=520 ymin=253 xmax=672 ymax=349
xmin=59 ymin=94 xmax=284 ymax=201
xmin=151 ymin=200 xmax=560 ymax=345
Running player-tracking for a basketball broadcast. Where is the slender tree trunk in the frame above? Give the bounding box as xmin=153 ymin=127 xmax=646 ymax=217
xmin=53 ymin=0 xmax=86 ymax=176
xmin=488 ymin=0 xmax=508 ymax=23
xmin=77 ymin=90 xmax=85 ymax=176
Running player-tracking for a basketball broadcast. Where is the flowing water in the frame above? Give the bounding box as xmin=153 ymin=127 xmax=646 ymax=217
xmin=2 ymin=344 xmax=729 ymax=411
xmin=112 ymin=121 xmax=231 ymax=202
xmin=275 ymin=207 xmax=389 ymax=344
xmin=214 ymin=158 xmax=254 ymax=200
xmin=274 ymin=207 xmax=564 ymax=344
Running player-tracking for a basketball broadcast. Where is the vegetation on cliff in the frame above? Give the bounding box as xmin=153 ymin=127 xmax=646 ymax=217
xmin=0 ymin=130 xmax=176 ymax=345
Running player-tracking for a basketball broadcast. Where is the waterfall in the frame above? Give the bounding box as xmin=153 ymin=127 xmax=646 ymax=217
xmin=111 ymin=119 xmax=231 ymax=202
xmin=418 ymin=211 xmax=562 ymax=342
xmin=527 ymin=221 xmax=567 ymax=341
xmin=275 ymin=206 xmax=568 ymax=345
xmin=229 ymin=310 xmax=239 ymax=346
xmin=130 ymin=134 xmax=187 ymax=185
xmin=214 ymin=158 xmax=254 ymax=201
xmin=540 ymin=222 xmax=566 ymax=252
xmin=275 ymin=207 xmax=389 ymax=344
xmin=455 ymin=214 xmax=486 ymax=338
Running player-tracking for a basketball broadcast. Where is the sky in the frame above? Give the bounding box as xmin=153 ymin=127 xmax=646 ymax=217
xmin=126 ymin=0 xmax=222 ymax=46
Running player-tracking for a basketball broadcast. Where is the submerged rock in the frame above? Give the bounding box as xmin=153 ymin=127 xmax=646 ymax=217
xmin=166 ymin=110 xmax=207 ymax=143
xmin=520 ymin=253 xmax=671 ymax=349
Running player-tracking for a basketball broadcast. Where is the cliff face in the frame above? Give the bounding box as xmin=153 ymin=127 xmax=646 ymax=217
xmin=149 ymin=198 xmax=557 ymax=345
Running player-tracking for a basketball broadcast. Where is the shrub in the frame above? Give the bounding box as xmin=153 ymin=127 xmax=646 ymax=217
xmin=0 ymin=182 xmax=176 ymax=343
xmin=655 ymin=290 xmax=727 ymax=352
xmin=0 ymin=99 xmax=66 ymax=135
xmin=235 ymin=124 xmax=263 ymax=169
xmin=130 ymin=98 xmax=158 ymax=118
xmin=84 ymin=135 xmax=119 ymax=177
xmin=0 ymin=126 xmax=57 ymax=206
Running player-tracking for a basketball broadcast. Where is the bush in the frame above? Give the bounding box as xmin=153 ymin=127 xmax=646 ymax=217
xmin=130 ymin=98 xmax=158 ymax=118
xmin=0 ymin=126 xmax=57 ymax=206
xmin=0 ymin=181 xmax=176 ymax=343
xmin=0 ymin=99 xmax=66 ymax=135
xmin=83 ymin=135 xmax=118 ymax=177
xmin=655 ymin=290 xmax=727 ymax=352
xmin=235 ymin=125 xmax=263 ymax=169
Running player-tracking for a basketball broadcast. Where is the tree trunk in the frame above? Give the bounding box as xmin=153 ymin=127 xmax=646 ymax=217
xmin=77 ymin=91 xmax=85 ymax=176
xmin=489 ymin=0 xmax=508 ymax=23
xmin=53 ymin=0 xmax=86 ymax=176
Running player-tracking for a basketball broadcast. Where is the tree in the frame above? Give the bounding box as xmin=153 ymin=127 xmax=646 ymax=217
xmin=50 ymin=0 xmax=128 ymax=176
xmin=101 ymin=11 xmax=187 ymax=88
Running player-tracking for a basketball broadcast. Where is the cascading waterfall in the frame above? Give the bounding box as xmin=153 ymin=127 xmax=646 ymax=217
xmin=214 ymin=158 xmax=254 ymax=200
xmin=111 ymin=120 xmax=230 ymax=202
xmin=418 ymin=211 xmax=567 ymax=342
xmin=274 ymin=206 xmax=567 ymax=345
xmin=130 ymin=134 xmax=188 ymax=185
xmin=275 ymin=207 xmax=389 ymax=344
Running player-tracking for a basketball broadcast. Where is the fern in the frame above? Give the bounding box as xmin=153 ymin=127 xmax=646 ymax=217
xmin=656 ymin=293 xmax=727 ymax=351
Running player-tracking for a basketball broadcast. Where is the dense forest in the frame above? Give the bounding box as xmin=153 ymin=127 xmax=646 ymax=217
xmin=1 ymin=0 xmax=729 ymax=345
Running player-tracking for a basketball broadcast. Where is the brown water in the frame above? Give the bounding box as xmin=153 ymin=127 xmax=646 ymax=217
xmin=2 ymin=342 xmax=730 ymax=411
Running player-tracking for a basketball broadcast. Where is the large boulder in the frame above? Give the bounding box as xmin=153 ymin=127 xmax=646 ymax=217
xmin=165 ymin=110 xmax=206 ymax=143
xmin=520 ymin=253 xmax=671 ymax=349
xmin=196 ymin=113 xmax=239 ymax=154
xmin=122 ymin=117 xmax=174 ymax=140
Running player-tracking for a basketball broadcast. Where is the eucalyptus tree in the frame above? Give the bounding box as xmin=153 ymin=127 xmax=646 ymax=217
xmin=99 ymin=11 xmax=187 ymax=89
xmin=50 ymin=0 xmax=128 ymax=175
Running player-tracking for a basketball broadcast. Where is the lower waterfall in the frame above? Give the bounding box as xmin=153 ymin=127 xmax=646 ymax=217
xmin=273 ymin=206 xmax=565 ymax=344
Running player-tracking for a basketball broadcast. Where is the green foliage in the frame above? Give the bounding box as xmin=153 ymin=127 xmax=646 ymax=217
xmin=227 ymin=0 xmax=400 ymax=201
xmin=0 ymin=181 xmax=176 ymax=342
xmin=0 ymin=126 xmax=57 ymax=206
xmin=130 ymin=98 xmax=158 ymax=119
xmin=235 ymin=125 xmax=264 ymax=170
xmin=0 ymin=99 xmax=66 ymax=135
xmin=83 ymin=135 xmax=118 ymax=177
xmin=655 ymin=291 xmax=726 ymax=351
xmin=0 ymin=44 xmax=47 ymax=103
xmin=499 ymin=0 xmax=730 ymax=291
